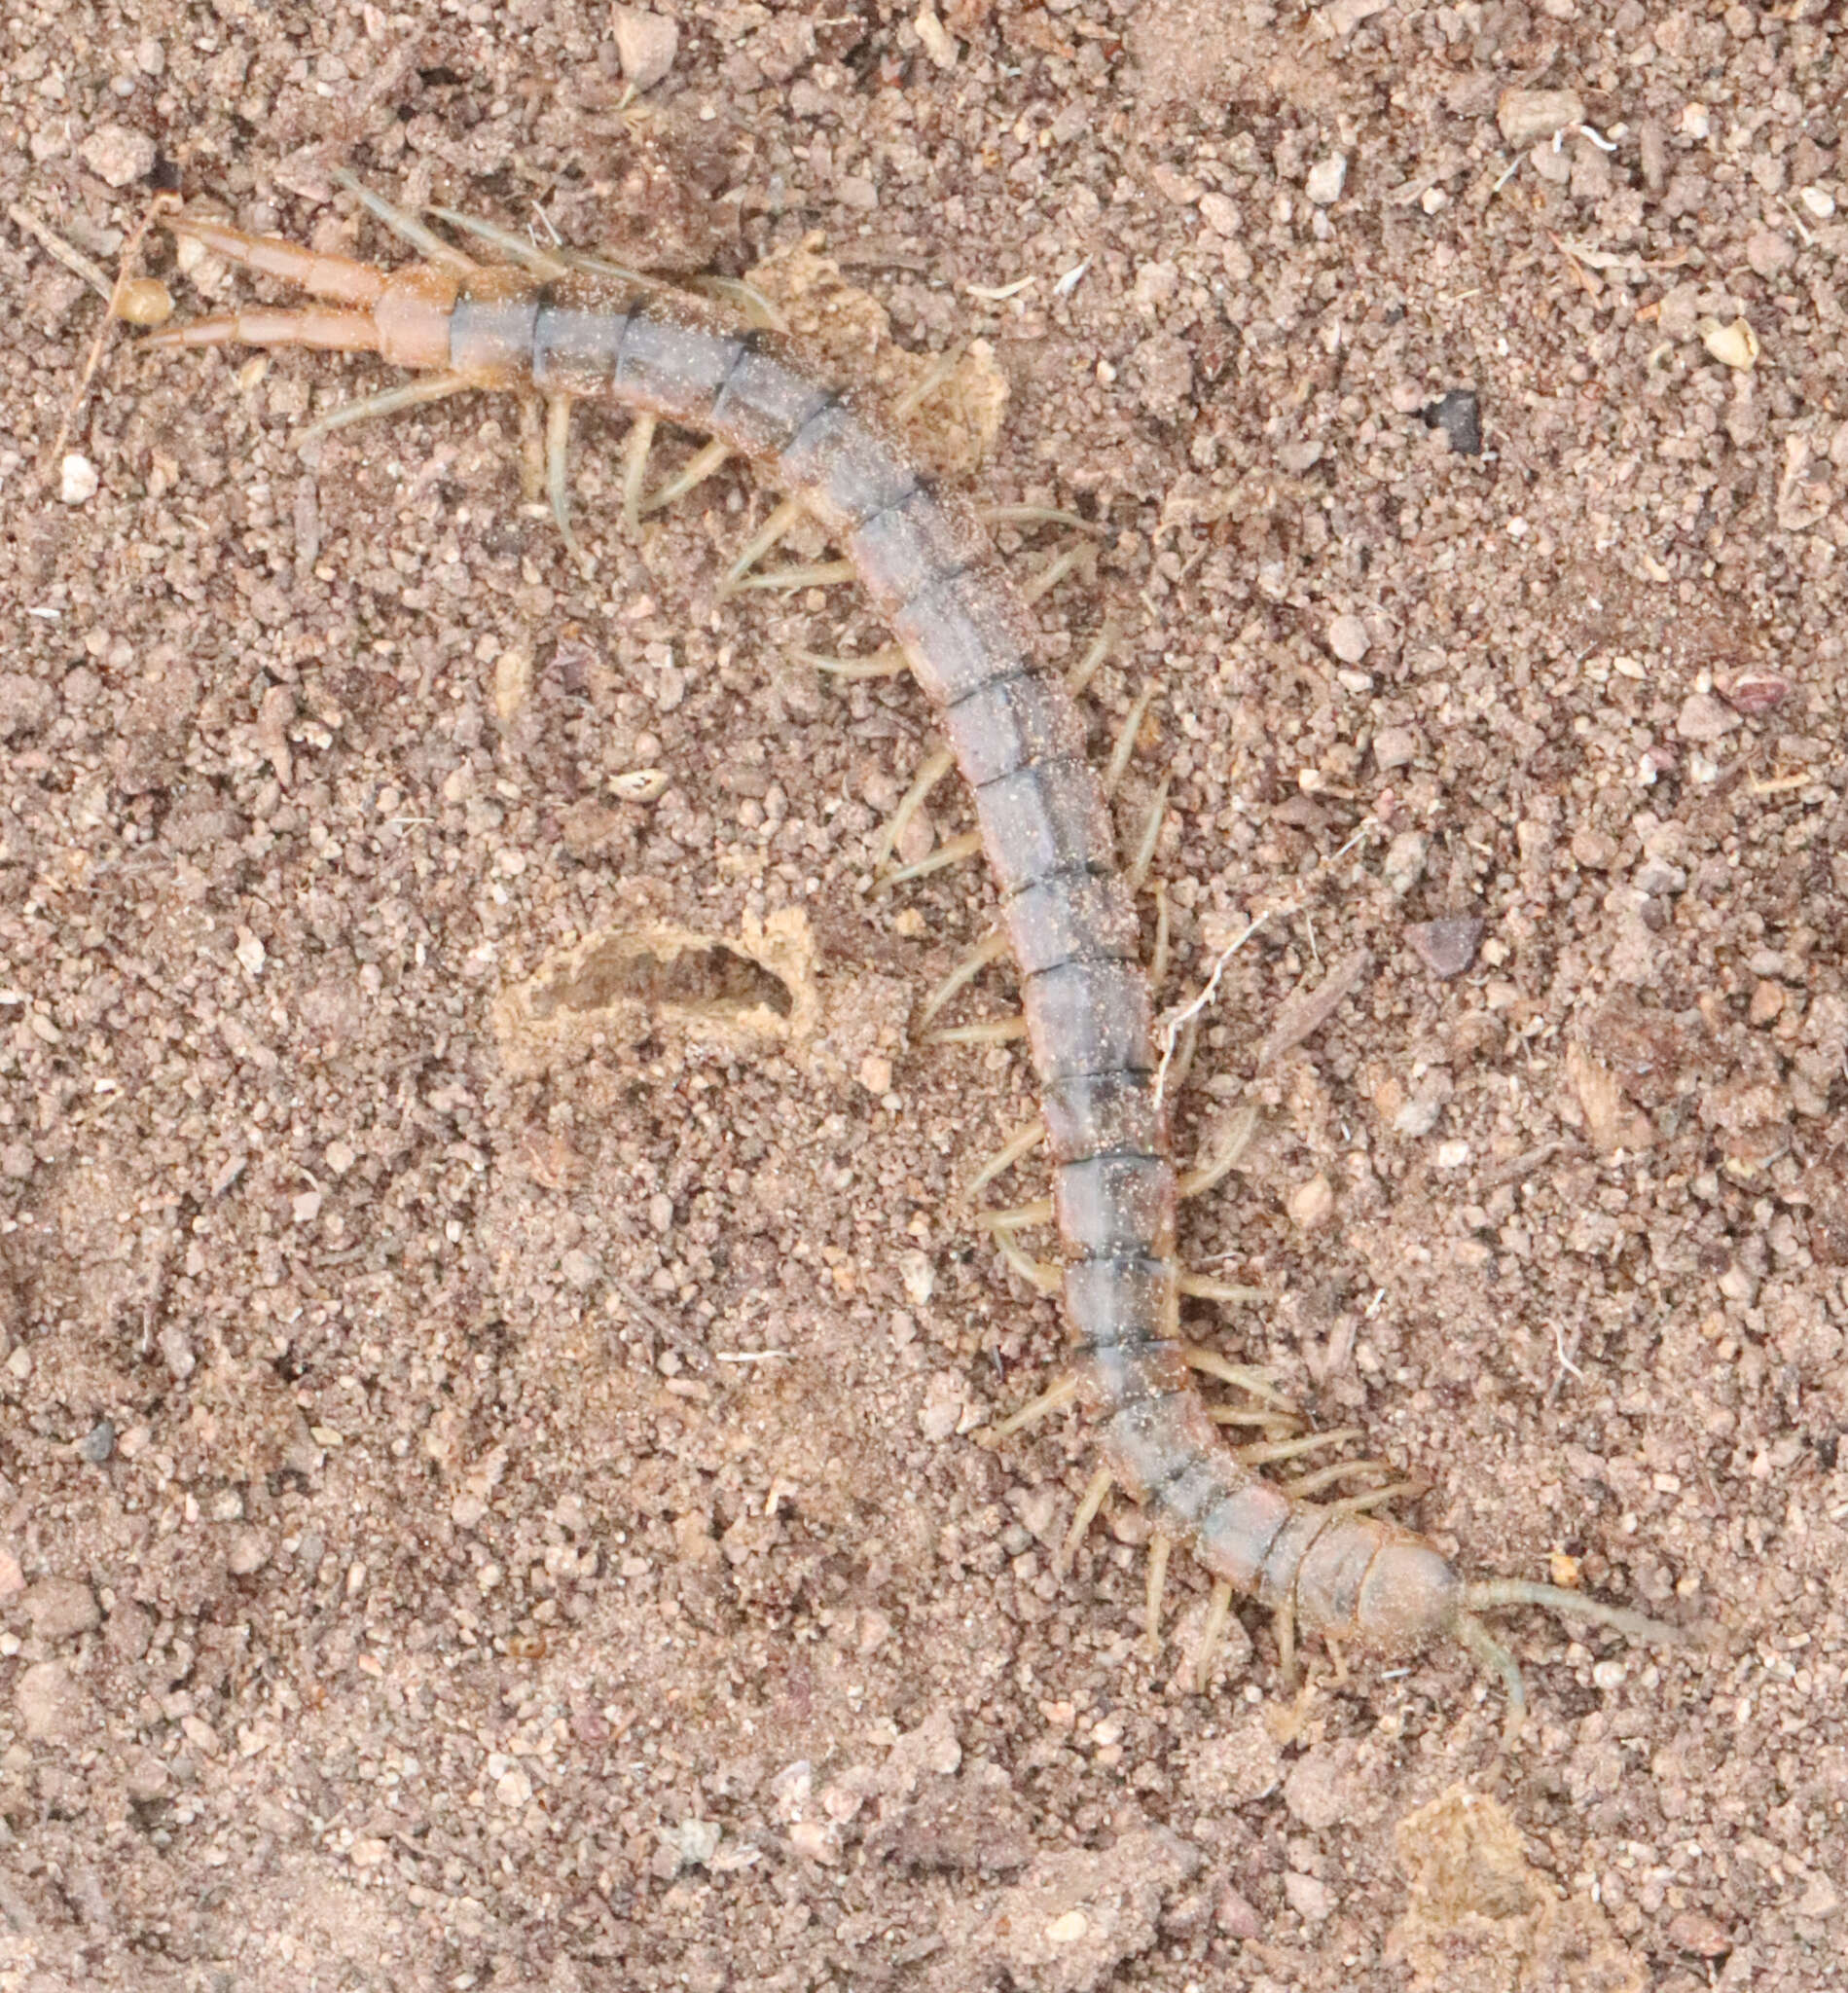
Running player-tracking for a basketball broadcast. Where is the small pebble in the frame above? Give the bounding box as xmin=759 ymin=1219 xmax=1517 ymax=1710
xmin=77 ymin=1419 xmax=116 ymax=1464
xmin=1305 ymin=155 xmax=1348 ymax=206
xmin=1497 ymin=87 xmax=1585 ymax=149
xmin=610 ymin=6 xmax=679 ymax=90
xmin=1799 ymin=186 xmax=1836 ymax=220
xmin=1371 ymin=726 xmax=1418 ymax=771
xmin=1327 ymin=614 xmax=1370 ymax=664
xmin=1287 ymin=1173 xmax=1335 ymax=1231
xmin=1382 ymin=829 xmax=1429 ymax=896
xmin=79 ymin=122 xmax=156 ymax=187
xmin=1284 ymin=1870 xmax=1333 ymax=1924
xmin=1677 ymin=692 xmax=1738 ymax=743
xmin=1405 ymin=917 xmax=1484 ymax=980
xmin=1721 ymin=673 xmax=1789 ymax=716
xmin=25 ymin=1576 xmax=101 ymax=1641
xmin=59 ymin=454 xmax=99 ymax=505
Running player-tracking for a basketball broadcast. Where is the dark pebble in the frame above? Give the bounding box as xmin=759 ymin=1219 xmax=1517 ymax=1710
xmin=78 ymin=1419 xmax=117 ymax=1464
xmin=1422 ymin=389 xmax=1482 ymax=454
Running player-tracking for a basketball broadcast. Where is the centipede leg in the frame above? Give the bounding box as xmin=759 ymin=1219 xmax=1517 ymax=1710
xmin=983 ymin=1372 xmax=1080 ymax=1441
xmin=872 ymin=745 xmax=957 ymax=870
xmin=621 ymin=413 xmax=657 ymax=535
xmin=1057 ymin=1466 xmax=1113 ymax=1575
xmin=295 ymin=370 xmax=483 ymax=446
xmin=961 ymin=1114 xmax=1046 ymax=1201
xmin=931 ymin=1015 xmax=1029 ymax=1048
xmin=923 ymin=930 xmax=1013 ymax=1034
xmin=994 ymin=1231 xmax=1063 ymax=1294
xmin=1145 ymin=1531 xmax=1172 ymax=1653
xmin=879 ymin=829 xmax=984 ymax=889
xmin=1104 ymin=683 xmax=1157 ymax=799
xmin=795 ymin=645 xmax=908 ymax=681
xmin=1194 ymin=1578 xmax=1236 ymax=1692
xmin=641 ymin=436 xmax=734 ymax=516
xmin=1275 ymin=1591 xmax=1299 ymax=1691
xmin=720 ymin=494 xmax=806 ymax=595
xmin=543 ymin=391 xmax=590 ymax=569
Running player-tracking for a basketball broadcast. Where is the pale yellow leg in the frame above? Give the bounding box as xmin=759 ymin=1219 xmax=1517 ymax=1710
xmin=1057 ymin=1466 xmax=1114 ymax=1575
xmin=1195 ymin=1578 xmax=1236 ymax=1693
xmin=962 ymin=1116 xmax=1047 ymax=1201
xmin=1145 ymin=1532 xmax=1172 ymax=1653
xmin=920 ymin=928 xmax=1011 ymax=1032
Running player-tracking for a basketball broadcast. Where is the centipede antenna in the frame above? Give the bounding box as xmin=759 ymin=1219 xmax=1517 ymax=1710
xmin=796 ymin=645 xmax=908 ymax=681
xmin=1460 ymin=1579 xmax=1684 ymax=1647
xmin=1057 ymin=1466 xmax=1114 ymax=1575
xmin=1104 ymin=682 xmax=1157 ymax=799
xmin=920 ymin=928 xmax=1011 ymax=1032
xmin=984 ymin=1372 xmax=1080 ymax=1440
xmin=333 ymin=169 xmax=479 ymax=273
xmin=1148 ymin=882 xmax=1172 ymax=992
xmin=641 ymin=435 xmax=732 ymax=515
xmin=929 ymin=1015 xmax=1029 ymax=1048
xmin=732 ymin=557 xmax=856 ymax=594
xmin=621 ymin=413 xmax=656 ymax=534
xmin=1126 ymin=777 xmax=1171 ymax=892
xmin=1066 ymin=621 xmax=1115 ymax=698
xmin=878 ymin=829 xmax=984 ymax=889
xmin=424 ymin=202 xmax=574 ymax=280
xmin=962 ymin=1115 xmax=1047 ymax=1201
xmin=1195 ymin=1578 xmax=1236 ymax=1693
xmin=295 ymin=370 xmax=479 ymax=445
xmin=1145 ymin=1532 xmax=1172 ymax=1652
xmin=720 ymin=494 xmax=807 ymax=596
xmin=994 ymin=1231 xmax=1063 ymax=1294
xmin=1456 ymin=1613 xmax=1527 ymax=1750
xmin=891 ymin=344 xmax=963 ymax=420
xmin=871 ymin=744 xmax=957 ymax=870
xmin=556 ymin=245 xmax=675 ymax=290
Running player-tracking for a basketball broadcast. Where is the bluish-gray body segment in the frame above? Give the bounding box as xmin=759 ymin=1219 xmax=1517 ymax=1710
xmin=445 ymin=277 xmax=1437 ymax=1641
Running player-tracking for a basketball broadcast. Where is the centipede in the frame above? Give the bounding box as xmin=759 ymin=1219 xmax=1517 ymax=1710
xmin=143 ymin=173 xmax=1687 ymax=1745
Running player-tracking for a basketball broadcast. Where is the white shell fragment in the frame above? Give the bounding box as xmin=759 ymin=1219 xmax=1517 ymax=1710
xmin=59 ymin=454 xmax=99 ymax=505
xmin=611 ymin=768 xmax=670 ymax=803
xmin=1697 ymin=316 xmax=1758 ymax=372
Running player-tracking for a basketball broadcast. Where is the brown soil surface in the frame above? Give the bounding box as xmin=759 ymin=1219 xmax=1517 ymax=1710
xmin=3 ymin=3 xmax=1846 ymax=1988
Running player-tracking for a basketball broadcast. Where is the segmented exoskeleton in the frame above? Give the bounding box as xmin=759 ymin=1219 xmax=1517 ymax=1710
xmin=145 ymin=179 xmax=1685 ymax=1742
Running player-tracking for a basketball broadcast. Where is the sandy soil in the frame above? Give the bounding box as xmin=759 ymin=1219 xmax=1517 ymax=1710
xmin=3 ymin=1 xmax=1846 ymax=1987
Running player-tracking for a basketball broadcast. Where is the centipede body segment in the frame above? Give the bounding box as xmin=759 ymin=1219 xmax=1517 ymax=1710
xmin=145 ymin=183 xmax=1686 ymax=1743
